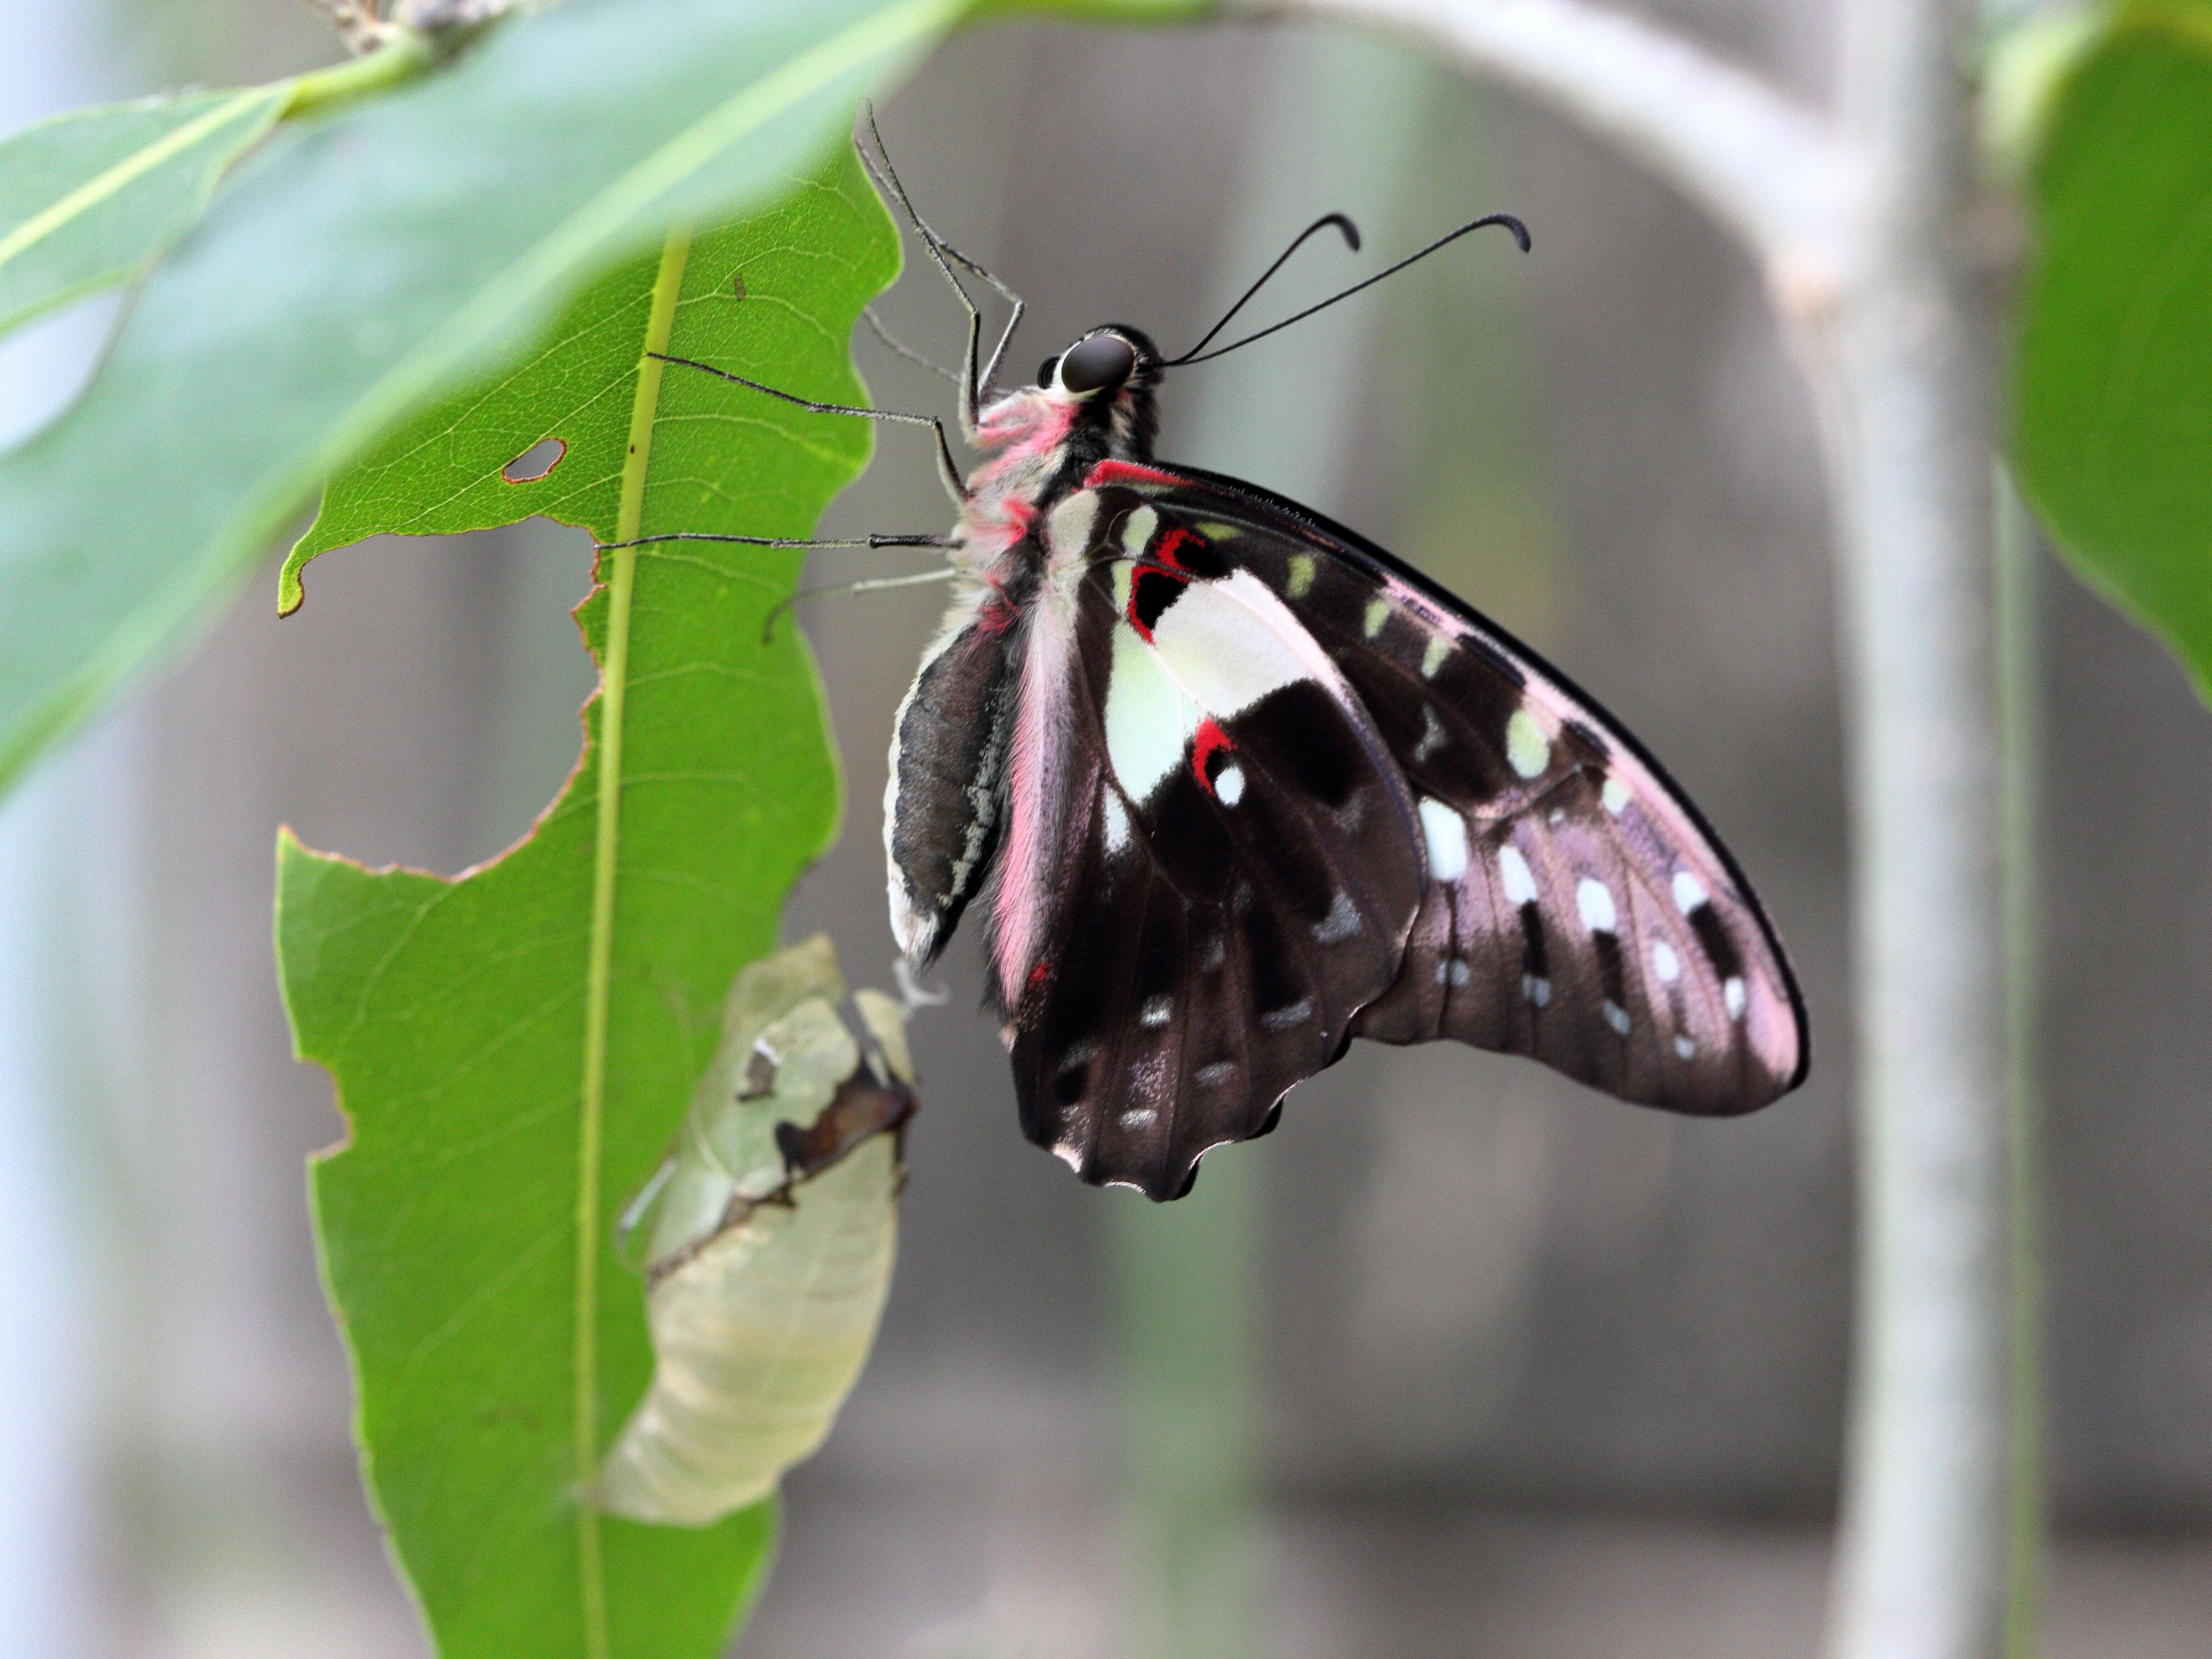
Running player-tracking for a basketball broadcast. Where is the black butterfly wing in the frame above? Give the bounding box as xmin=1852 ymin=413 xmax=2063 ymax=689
xmin=1086 ymin=460 xmax=1809 ymax=1116
xmin=985 ymin=488 xmax=1428 ymax=1198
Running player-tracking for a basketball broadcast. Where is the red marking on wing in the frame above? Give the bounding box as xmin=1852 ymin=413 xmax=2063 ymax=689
xmin=1028 ymin=959 xmax=1051 ymax=990
xmin=1124 ymin=527 xmax=1204 ymax=644
xmin=1152 ymin=525 xmax=1200 ymax=572
xmin=1086 ymin=459 xmax=1181 ymax=491
xmin=1125 ymin=591 xmax=1151 ymax=644
xmin=1191 ymin=719 xmax=1236 ymax=794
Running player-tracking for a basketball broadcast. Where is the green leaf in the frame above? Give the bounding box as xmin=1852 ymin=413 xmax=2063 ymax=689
xmin=2013 ymin=1 xmax=2212 ymax=699
xmin=0 ymin=84 xmax=288 ymax=339
xmin=0 ymin=0 xmax=959 ymax=794
xmin=276 ymin=144 xmax=897 ymax=1658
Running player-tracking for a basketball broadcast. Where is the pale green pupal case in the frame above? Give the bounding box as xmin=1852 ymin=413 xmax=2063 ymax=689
xmin=598 ymin=936 xmax=915 ymax=1527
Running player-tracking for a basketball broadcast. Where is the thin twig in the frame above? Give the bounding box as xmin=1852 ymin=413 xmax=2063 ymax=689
xmin=1221 ymin=0 xmax=1859 ymax=300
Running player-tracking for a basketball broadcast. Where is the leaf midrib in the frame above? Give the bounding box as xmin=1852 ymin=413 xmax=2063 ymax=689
xmin=573 ymin=222 xmax=692 ymax=1659
xmin=0 ymin=87 xmax=281 ymax=275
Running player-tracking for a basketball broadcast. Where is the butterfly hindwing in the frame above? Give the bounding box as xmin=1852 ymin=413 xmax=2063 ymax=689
xmin=990 ymin=487 xmax=1427 ymax=1197
xmin=1085 ymin=460 xmax=1808 ymax=1116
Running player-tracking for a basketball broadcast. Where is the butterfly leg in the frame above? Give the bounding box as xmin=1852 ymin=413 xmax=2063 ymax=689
xmin=651 ymin=352 xmax=967 ymax=507
xmin=860 ymin=306 xmax=960 ymax=387
xmin=856 ymin=110 xmax=1026 ymax=440
xmin=598 ymin=532 xmax=951 ymax=553
xmin=760 ymin=566 xmax=961 ymax=642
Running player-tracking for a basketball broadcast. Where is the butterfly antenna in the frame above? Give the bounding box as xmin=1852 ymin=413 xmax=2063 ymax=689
xmin=1167 ymin=212 xmax=1362 ymax=366
xmin=1164 ymin=211 xmax=1532 ymax=368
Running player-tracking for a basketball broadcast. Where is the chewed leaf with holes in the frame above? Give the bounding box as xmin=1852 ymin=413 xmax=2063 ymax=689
xmin=274 ymin=150 xmax=896 ymax=1659
xmin=282 ymin=151 xmax=887 ymax=609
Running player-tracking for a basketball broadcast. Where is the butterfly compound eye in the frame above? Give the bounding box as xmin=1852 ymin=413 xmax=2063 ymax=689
xmin=1059 ymin=333 xmax=1136 ymax=396
xmin=1037 ymin=356 xmax=1060 ymax=388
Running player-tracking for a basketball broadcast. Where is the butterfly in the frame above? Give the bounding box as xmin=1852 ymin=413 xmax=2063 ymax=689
xmin=628 ymin=131 xmax=1809 ymax=1202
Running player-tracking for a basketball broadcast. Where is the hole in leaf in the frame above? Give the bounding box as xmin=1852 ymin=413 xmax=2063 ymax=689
xmin=503 ymin=437 xmax=565 ymax=483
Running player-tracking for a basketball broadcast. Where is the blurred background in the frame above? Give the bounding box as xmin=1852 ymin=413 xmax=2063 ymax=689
xmin=2 ymin=0 xmax=2209 ymax=1655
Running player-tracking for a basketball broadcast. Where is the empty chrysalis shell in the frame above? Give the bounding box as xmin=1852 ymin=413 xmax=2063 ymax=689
xmin=597 ymin=935 xmax=917 ymax=1526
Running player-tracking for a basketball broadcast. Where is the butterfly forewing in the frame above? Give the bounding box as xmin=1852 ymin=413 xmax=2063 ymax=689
xmin=1086 ymin=460 xmax=1808 ymax=1116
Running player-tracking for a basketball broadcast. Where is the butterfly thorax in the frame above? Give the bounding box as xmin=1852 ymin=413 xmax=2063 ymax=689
xmin=949 ymin=327 xmax=1161 ymax=582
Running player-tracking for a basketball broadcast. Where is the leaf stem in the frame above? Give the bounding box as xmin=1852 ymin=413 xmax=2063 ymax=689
xmin=575 ymin=222 xmax=693 ymax=1659
xmin=281 ymin=27 xmax=440 ymax=121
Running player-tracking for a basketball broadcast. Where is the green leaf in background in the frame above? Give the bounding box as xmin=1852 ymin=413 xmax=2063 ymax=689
xmin=0 ymin=85 xmax=290 ymax=339
xmin=0 ymin=0 xmax=959 ymax=795
xmin=276 ymin=146 xmax=896 ymax=1659
xmin=2013 ymin=2 xmax=2212 ymax=699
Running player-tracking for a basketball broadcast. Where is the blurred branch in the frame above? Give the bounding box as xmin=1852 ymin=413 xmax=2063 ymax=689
xmin=301 ymin=0 xmax=525 ymax=55
xmin=1218 ymin=0 xmax=1859 ymax=291
xmin=1217 ymin=3 xmax=2018 ymax=1658
xmin=1816 ymin=0 xmax=2010 ymax=1652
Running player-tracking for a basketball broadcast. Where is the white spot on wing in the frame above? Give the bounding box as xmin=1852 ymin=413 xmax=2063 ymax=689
xmin=1053 ymin=1141 xmax=1084 ymax=1171
xmin=1287 ymin=553 xmax=1315 ymax=598
xmin=1673 ymin=870 xmax=1708 ymax=913
xmin=1148 ymin=570 xmax=1309 ymax=718
xmin=1195 ymin=1061 xmax=1236 ymax=1086
xmin=1724 ymin=976 xmax=1747 ymax=1019
xmin=1421 ymin=634 xmax=1450 ymax=679
xmin=1103 ymin=792 xmax=1132 ymax=854
xmin=1413 ymin=704 xmax=1447 ymax=763
xmin=1604 ymin=1000 xmax=1631 ymax=1034
xmin=1674 ymin=1034 xmax=1696 ymax=1060
xmin=1362 ymin=597 xmax=1390 ymax=638
xmin=1498 ymin=843 xmax=1538 ymax=906
xmin=1652 ymin=941 xmax=1681 ymax=984
xmin=1120 ymin=1106 xmax=1158 ymax=1129
xmin=1215 ymin=764 xmax=1246 ymax=805
xmin=1448 ymin=958 xmax=1470 ymax=986
xmin=1120 ymin=504 xmax=1158 ymax=554
xmin=1506 ymin=708 xmax=1549 ymax=779
xmin=1602 ymin=775 xmax=1631 ymax=814
xmin=1261 ymin=998 xmax=1314 ymax=1032
xmin=1521 ymin=974 xmax=1552 ymax=1006
xmin=1313 ymin=890 xmax=1361 ymax=944
xmin=1140 ymin=995 xmax=1173 ymax=1028
xmin=1418 ymin=798 xmax=1469 ymax=881
xmin=1576 ymin=877 xmax=1617 ymax=933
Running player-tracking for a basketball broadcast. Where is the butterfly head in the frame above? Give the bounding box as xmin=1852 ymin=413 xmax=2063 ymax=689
xmin=1035 ymin=326 xmax=1161 ymax=458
